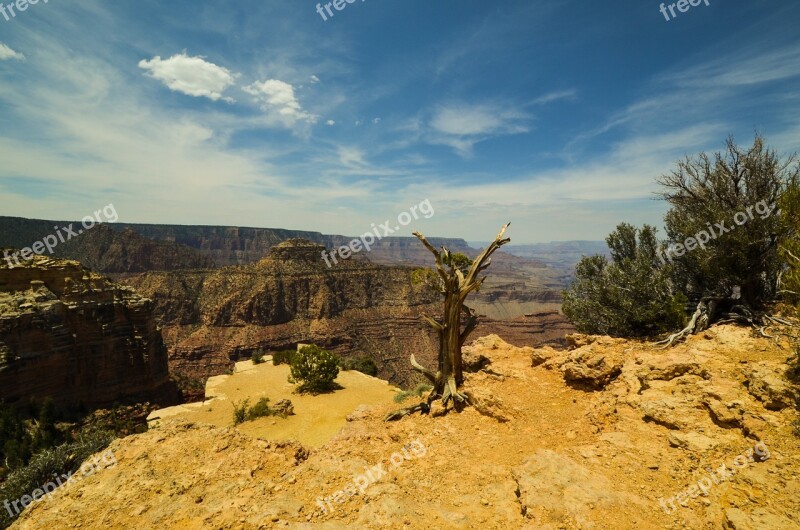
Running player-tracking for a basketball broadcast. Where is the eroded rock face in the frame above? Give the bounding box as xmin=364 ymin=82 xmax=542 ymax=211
xmin=561 ymin=350 xmax=626 ymax=390
xmin=746 ymin=363 xmax=799 ymax=410
xmin=0 ymin=256 xmax=176 ymax=407
xmin=120 ymin=243 xmax=573 ymax=388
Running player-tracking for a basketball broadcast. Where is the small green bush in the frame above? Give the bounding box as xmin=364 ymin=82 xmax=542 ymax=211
xmin=251 ymin=349 xmax=266 ymax=365
xmin=246 ymin=397 xmax=272 ymax=421
xmin=338 ymin=356 xmax=378 ymax=376
xmin=289 ymin=345 xmax=340 ymax=394
xmin=394 ymin=383 xmax=433 ymax=403
xmin=232 ymin=399 xmax=249 ymax=425
xmin=231 ymin=397 xmax=290 ymax=425
xmin=272 ymin=350 xmax=297 ymax=366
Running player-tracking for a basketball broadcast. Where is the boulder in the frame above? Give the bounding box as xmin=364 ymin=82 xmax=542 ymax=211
xmin=745 ymin=363 xmax=798 ymax=411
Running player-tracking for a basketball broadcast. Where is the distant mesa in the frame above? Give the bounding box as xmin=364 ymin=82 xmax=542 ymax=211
xmin=267 ymin=238 xmax=327 ymax=262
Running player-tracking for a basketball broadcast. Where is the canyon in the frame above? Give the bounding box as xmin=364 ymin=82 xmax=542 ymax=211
xmin=118 ymin=239 xmax=573 ymax=391
xmin=0 ymin=216 xmax=575 ymax=397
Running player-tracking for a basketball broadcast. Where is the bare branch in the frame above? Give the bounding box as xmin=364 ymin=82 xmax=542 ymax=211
xmin=462 ymin=223 xmax=510 ymax=289
xmin=413 ymin=231 xmax=449 ymax=283
xmin=420 ymin=311 xmax=444 ymax=331
xmin=410 ymin=354 xmax=438 ymax=384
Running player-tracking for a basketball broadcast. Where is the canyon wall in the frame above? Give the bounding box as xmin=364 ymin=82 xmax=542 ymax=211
xmin=0 ymin=217 xmax=567 ymax=319
xmin=120 ymin=239 xmax=572 ymax=389
xmin=0 ymin=255 xmax=177 ymax=407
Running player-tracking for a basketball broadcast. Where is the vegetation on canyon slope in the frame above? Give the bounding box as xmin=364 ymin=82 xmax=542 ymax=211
xmin=0 ymin=403 xmax=150 ymax=529
xmin=564 ymin=135 xmax=800 ymax=341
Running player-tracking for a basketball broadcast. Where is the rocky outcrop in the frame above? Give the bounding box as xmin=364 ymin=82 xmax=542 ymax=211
xmin=15 ymin=325 xmax=799 ymax=529
xmin=557 ymin=334 xmax=628 ymax=389
xmin=745 ymin=362 xmax=799 ymax=410
xmin=120 ymin=240 xmax=441 ymax=386
xmin=0 ymin=256 xmax=177 ymax=407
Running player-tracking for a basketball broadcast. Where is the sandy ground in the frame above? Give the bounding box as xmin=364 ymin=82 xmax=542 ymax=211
xmin=148 ymin=357 xmax=400 ymax=448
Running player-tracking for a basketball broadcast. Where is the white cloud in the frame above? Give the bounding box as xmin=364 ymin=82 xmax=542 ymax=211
xmin=243 ymin=79 xmax=318 ymax=126
xmin=429 ymin=103 xmax=529 ymax=156
xmin=309 ymin=75 xmax=320 ymax=83
xmin=138 ymin=53 xmax=236 ymax=101
xmin=0 ymin=43 xmax=25 ymax=61
xmin=326 ymin=119 xmax=335 ymax=126
xmin=662 ymin=43 xmax=800 ymax=89
xmin=530 ymin=89 xmax=576 ymax=105
xmin=372 ymin=117 xmax=381 ymax=125
xmin=338 ymin=146 xmax=367 ymax=168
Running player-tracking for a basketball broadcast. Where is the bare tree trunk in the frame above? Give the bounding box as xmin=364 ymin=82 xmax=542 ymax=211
xmin=386 ymin=224 xmax=510 ymax=420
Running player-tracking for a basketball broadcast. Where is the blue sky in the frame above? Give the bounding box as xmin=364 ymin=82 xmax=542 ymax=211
xmin=0 ymin=0 xmax=798 ymax=243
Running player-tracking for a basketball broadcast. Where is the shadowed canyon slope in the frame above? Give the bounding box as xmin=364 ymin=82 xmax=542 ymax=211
xmin=0 ymin=255 xmax=177 ymax=407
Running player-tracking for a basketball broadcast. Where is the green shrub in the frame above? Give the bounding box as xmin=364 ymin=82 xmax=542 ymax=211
xmin=272 ymin=350 xmax=297 ymax=366
xmin=246 ymin=397 xmax=272 ymax=421
xmin=232 ymin=399 xmax=249 ymax=425
xmin=562 ymin=223 xmax=687 ymax=338
xmin=658 ymin=135 xmax=797 ymax=307
xmin=394 ymin=382 xmax=433 ymax=403
xmin=338 ymin=356 xmax=378 ymax=376
xmin=779 ymin=176 xmax=800 ymax=307
xmin=0 ymin=428 xmax=113 ymax=529
xmin=251 ymin=349 xmax=265 ymax=365
xmin=231 ymin=397 xmax=288 ymax=425
xmin=289 ymin=345 xmax=340 ymax=394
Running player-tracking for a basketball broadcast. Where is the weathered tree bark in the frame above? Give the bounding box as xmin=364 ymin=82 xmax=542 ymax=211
xmin=385 ymin=224 xmax=510 ymax=420
xmin=655 ymin=297 xmax=720 ymax=348
xmin=655 ymin=295 xmax=789 ymax=348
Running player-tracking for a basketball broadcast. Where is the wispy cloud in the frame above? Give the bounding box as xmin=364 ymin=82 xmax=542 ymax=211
xmin=428 ymin=103 xmax=529 ymax=156
xmin=660 ymin=43 xmax=800 ymax=89
xmin=0 ymin=43 xmax=24 ymax=61
xmin=529 ymin=89 xmax=577 ymax=106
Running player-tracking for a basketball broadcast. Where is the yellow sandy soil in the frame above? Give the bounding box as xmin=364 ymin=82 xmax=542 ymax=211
xmin=148 ymin=357 xmax=400 ymax=448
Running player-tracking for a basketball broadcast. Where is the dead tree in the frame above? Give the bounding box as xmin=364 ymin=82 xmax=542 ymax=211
xmin=385 ymin=223 xmax=510 ymax=421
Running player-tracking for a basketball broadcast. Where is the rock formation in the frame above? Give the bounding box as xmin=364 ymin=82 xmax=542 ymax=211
xmin=0 ymin=217 xmax=567 ymax=319
xmin=119 ymin=240 xmax=573 ymax=389
xmin=0 ymin=255 xmax=177 ymax=407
